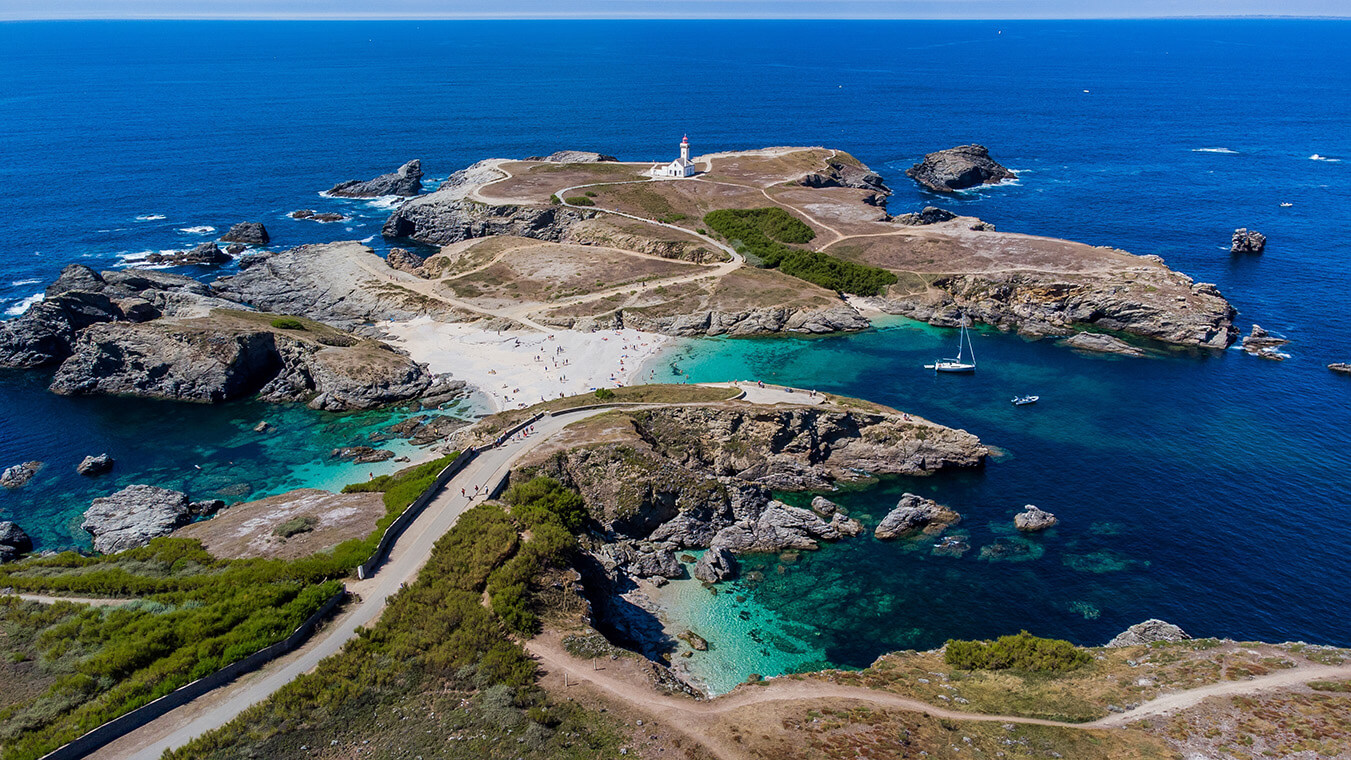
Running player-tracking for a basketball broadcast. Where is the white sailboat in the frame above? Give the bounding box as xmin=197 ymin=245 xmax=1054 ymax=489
xmin=925 ymin=317 xmax=977 ymax=373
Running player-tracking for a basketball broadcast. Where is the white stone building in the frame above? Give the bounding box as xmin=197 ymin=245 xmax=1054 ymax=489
xmin=650 ymin=134 xmax=697 ymax=178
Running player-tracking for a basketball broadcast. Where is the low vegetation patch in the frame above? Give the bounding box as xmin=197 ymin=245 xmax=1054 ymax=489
xmin=272 ymin=515 xmax=318 ymax=539
xmin=703 ymin=207 xmax=897 ymax=296
xmin=269 ymin=317 xmax=306 ymax=330
xmin=945 ymin=631 xmax=1093 ymax=673
xmin=564 ymin=196 xmax=595 ymax=206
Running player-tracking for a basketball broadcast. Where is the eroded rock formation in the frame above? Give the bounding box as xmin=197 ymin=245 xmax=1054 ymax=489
xmin=906 ymin=145 xmax=1015 ymax=193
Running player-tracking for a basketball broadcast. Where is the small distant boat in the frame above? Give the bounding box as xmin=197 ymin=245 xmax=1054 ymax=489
xmin=925 ymin=317 xmax=977 ymax=373
xmin=1281 ymin=202 xmax=1294 ymax=207
xmin=1012 ymin=395 xmax=1039 ymax=406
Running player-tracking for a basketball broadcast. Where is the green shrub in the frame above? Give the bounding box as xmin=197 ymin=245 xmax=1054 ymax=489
xmin=564 ymin=196 xmax=595 ymax=207
xmin=272 ymin=516 xmax=318 ymax=539
xmin=549 ymin=194 xmax=561 ymax=205
xmin=583 ymin=190 xmax=597 ymax=197
xmin=269 ymin=317 xmax=305 ymax=331
xmin=944 ymin=630 xmax=1093 ymax=673
xmin=703 ymin=208 xmax=897 ymax=296
xmin=593 ymin=388 xmax=615 ymax=400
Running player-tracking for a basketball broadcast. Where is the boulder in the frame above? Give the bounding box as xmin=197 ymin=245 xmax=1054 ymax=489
xmin=1014 ymin=504 xmax=1058 ymax=532
xmin=1330 ymin=363 xmax=1351 ymax=375
xmin=596 ymin=540 xmax=684 ymax=580
xmin=709 ymin=500 xmax=850 ymax=553
xmin=385 ymin=247 xmax=428 ymax=277
xmin=874 ymin=493 xmax=961 ymax=539
xmin=225 ymin=243 xmax=246 ymax=255
xmin=76 ymin=453 xmax=115 ymax=477
xmin=906 ymin=145 xmax=1015 ymax=193
xmin=145 ymin=242 xmax=231 ymax=267
xmin=1241 ymin=324 xmax=1289 ymax=360
xmin=81 ymin=484 xmax=196 ymax=553
xmin=0 ymin=521 xmax=33 ymax=562
xmin=1107 ymin=619 xmax=1191 ymax=647
xmin=220 ymin=222 xmax=270 ymax=247
xmin=693 ymin=546 xmax=737 ymax=583
xmin=1059 ymin=332 xmax=1146 ymax=357
xmin=810 ymin=495 xmax=839 ymax=517
xmin=830 ymin=512 xmax=865 ymax=537
xmin=894 ymin=206 xmax=957 ymax=226
xmin=678 ymin=630 xmax=709 ymax=651
xmin=328 ymin=159 xmax=423 ymax=198
xmin=1 ymin=461 xmax=43 ymax=488
xmin=1231 ymin=228 xmax=1266 ymax=254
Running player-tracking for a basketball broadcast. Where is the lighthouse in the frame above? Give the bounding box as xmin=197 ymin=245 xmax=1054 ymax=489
xmin=651 ymin=134 xmax=698 ymax=178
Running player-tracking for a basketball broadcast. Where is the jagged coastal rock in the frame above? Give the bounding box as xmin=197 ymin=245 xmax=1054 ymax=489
xmin=906 ymin=145 xmax=1016 ymax=193
xmin=330 ymin=446 xmax=395 ymax=463
xmin=81 ymin=484 xmax=222 ymax=554
xmin=596 ymin=540 xmax=684 ymax=581
xmin=1241 ymin=324 xmax=1290 ymax=360
xmin=1059 ymin=332 xmax=1146 ymax=357
xmin=527 ymin=150 xmax=619 ymax=163
xmin=874 ymin=493 xmax=961 ymax=539
xmin=894 ymin=206 xmax=957 ymax=226
xmin=693 ymin=546 xmax=737 ymax=583
xmin=1014 ymin=504 xmax=1059 ymax=532
xmin=385 ymin=247 xmax=428 ymax=277
xmin=1107 ymin=619 xmax=1192 ymax=647
xmin=76 ymin=454 xmax=115 ymax=476
xmin=810 ymin=495 xmax=839 ymax=517
xmin=1231 ymin=228 xmax=1267 ymax=254
xmin=327 ymin=159 xmax=424 ymax=198
xmin=219 ymin=222 xmax=270 ymax=247
xmin=0 ymin=521 xmax=33 ymax=563
xmin=144 ymin=242 xmax=231 ymax=267
xmin=1330 ymin=363 xmax=1351 ymax=375
xmin=799 ymin=158 xmax=892 ymax=205
xmin=1 ymin=461 xmax=43 ymax=488
xmin=290 ymin=209 xmax=346 ymax=223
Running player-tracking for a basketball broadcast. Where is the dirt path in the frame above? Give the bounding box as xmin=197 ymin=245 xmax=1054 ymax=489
xmin=528 ymin=632 xmax=1351 ymax=760
xmin=5 ymin=593 xmax=135 ymax=607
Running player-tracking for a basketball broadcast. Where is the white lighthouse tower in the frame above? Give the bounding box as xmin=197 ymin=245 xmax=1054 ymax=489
xmin=651 ymin=134 xmax=697 ymax=178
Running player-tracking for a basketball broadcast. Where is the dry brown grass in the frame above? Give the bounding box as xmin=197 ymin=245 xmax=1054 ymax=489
xmin=175 ymin=489 xmax=386 ymax=560
xmin=1160 ymin=690 xmax=1351 ymax=759
xmin=480 ymin=161 xmax=648 ymax=204
xmin=701 ymin=148 xmax=837 ymax=187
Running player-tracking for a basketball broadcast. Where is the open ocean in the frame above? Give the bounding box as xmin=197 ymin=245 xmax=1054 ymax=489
xmin=1 ymin=20 xmax=1348 ymax=685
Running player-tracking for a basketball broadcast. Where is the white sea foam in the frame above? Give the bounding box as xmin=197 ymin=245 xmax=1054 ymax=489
xmin=178 ymin=226 xmax=215 ymax=235
xmin=1193 ymin=147 xmax=1239 ymax=154
xmin=1310 ymin=154 xmax=1342 ymax=162
xmin=4 ymin=292 xmax=44 ymax=317
xmin=10 ymin=279 xmax=40 ymax=287
xmin=364 ymin=195 xmax=405 ymax=210
xmin=115 ymin=250 xmax=180 ymax=270
xmin=135 ymin=214 xmax=167 ymax=221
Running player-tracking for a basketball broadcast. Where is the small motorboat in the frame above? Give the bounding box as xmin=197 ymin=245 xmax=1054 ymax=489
xmin=1012 ymin=395 xmax=1040 ymax=406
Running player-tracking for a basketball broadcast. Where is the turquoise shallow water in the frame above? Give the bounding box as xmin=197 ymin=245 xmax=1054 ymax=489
xmin=650 ymin=316 xmax=1351 ymax=689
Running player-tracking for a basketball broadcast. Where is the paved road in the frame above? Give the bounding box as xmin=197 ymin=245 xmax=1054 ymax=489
xmin=93 ymin=407 xmax=612 ymax=760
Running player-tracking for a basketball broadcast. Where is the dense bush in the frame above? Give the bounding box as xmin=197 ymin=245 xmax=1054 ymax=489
xmin=593 ymin=388 xmax=615 ymax=400
xmin=944 ymin=630 xmax=1093 ymax=673
xmin=703 ymin=208 xmax=897 ymax=296
xmin=564 ymin=196 xmax=595 ymax=206
xmin=269 ymin=317 xmax=305 ymax=330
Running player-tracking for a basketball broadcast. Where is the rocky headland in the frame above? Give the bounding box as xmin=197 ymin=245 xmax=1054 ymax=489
xmin=327 ymin=159 xmax=424 ymax=198
xmin=906 ymin=144 xmax=1016 ymax=193
xmin=81 ymin=484 xmax=224 ymax=554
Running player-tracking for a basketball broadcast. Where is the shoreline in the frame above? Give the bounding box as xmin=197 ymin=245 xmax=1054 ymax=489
xmin=379 ymin=317 xmax=680 ymax=413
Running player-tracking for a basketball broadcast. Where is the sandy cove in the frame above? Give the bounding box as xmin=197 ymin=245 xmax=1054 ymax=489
xmin=380 ymin=317 xmax=676 ymax=412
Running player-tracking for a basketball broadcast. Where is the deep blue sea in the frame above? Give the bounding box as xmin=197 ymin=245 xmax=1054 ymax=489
xmin=1 ymin=20 xmax=1348 ymax=671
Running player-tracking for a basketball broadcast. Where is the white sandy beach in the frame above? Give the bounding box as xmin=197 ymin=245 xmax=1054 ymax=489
xmin=380 ymin=316 xmax=676 ymax=412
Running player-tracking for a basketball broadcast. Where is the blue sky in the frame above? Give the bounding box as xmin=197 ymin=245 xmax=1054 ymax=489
xmin=3 ymin=0 xmax=1348 ymax=19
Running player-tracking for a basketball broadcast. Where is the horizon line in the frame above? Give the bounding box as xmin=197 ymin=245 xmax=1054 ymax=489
xmin=3 ymin=13 xmax=1350 ymax=21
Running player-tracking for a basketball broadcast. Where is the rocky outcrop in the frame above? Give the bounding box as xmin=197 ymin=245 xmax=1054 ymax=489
xmin=707 ymin=499 xmax=852 ymax=553
xmin=81 ymin=484 xmax=221 ymax=554
xmin=77 ymin=454 xmax=115 ymax=477
xmin=144 ymin=242 xmax=232 ymax=267
xmin=385 ymin=248 xmax=428 ymax=277
xmin=48 ymin=318 xmax=435 ymax=411
xmin=214 ymin=242 xmax=455 ymax=330
xmin=597 ymin=540 xmax=684 ymax=580
xmin=0 ymin=521 xmax=32 ymax=562
xmin=800 ymin=159 xmax=892 ymax=206
xmin=328 ymin=159 xmax=424 ymax=198
xmin=874 ymin=493 xmax=960 ymax=539
xmin=1058 ymin=332 xmax=1146 ymax=357
xmin=1107 ymin=619 xmax=1191 ymax=647
xmin=330 ymin=446 xmax=394 ymax=463
xmin=527 ymin=151 xmax=619 ymax=163
xmin=894 ymin=206 xmax=957 ymax=226
xmin=1241 ymin=324 xmax=1289 ymax=360
xmin=290 ymin=209 xmax=346 ymax=223
xmin=1014 ymin=504 xmax=1058 ymax=532
xmin=1330 ymin=363 xmax=1351 ymax=375
xmin=220 ymin=222 xmax=269 ymax=247
xmin=810 ymin=495 xmax=839 ymax=516
xmin=1231 ymin=228 xmax=1266 ymax=254
xmin=382 ymin=159 xmax=595 ymax=246
xmin=1 ymin=461 xmax=43 ymax=488
xmin=906 ymin=145 xmax=1015 ymax=193
xmin=692 ymin=546 xmax=737 ymax=582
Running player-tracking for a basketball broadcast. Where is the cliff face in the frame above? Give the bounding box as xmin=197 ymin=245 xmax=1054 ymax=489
xmin=542 ymin=304 xmax=871 ymax=338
